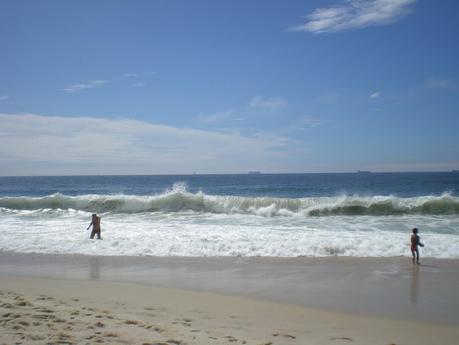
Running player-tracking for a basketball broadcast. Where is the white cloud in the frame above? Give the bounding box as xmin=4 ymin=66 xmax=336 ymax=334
xmin=424 ymin=78 xmax=456 ymax=90
xmin=0 ymin=95 xmax=9 ymax=101
xmin=369 ymin=92 xmax=381 ymax=99
xmin=198 ymin=96 xmax=287 ymax=125
xmin=300 ymin=118 xmax=325 ymax=128
xmin=290 ymin=0 xmax=416 ymax=34
xmin=197 ymin=109 xmax=237 ymax=124
xmin=249 ymin=96 xmax=288 ymax=111
xmin=0 ymin=113 xmax=306 ymax=175
xmin=62 ymin=71 xmax=156 ymax=94
xmin=317 ymin=92 xmax=342 ymax=104
xmin=62 ymin=79 xmax=108 ymax=93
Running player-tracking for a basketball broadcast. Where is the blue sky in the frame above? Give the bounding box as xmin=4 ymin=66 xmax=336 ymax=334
xmin=1 ymin=0 xmax=458 ymax=175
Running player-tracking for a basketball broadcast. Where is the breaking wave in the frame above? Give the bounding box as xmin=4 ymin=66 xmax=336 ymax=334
xmin=1 ymin=184 xmax=458 ymax=217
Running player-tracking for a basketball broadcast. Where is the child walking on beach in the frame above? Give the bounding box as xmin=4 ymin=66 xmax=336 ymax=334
xmin=410 ymin=228 xmax=423 ymax=265
xmin=87 ymin=214 xmax=102 ymax=239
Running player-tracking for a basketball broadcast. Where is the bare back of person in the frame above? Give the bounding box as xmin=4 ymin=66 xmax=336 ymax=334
xmin=87 ymin=214 xmax=102 ymax=239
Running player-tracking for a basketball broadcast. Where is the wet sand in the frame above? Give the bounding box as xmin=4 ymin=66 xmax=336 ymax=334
xmin=1 ymin=253 xmax=459 ymax=344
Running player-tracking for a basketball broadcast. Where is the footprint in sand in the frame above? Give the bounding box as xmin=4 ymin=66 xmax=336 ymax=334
xmin=143 ymin=340 xmax=183 ymax=345
xmin=36 ymin=307 xmax=55 ymax=313
xmin=224 ymin=335 xmax=238 ymax=342
xmin=272 ymin=333 xmax=296 ymax=339
xmin=36 ymin=295 xmax=54 ymax=300
xmin=11 ymin=324 xmax=25 ymax=331
xmin=144 ymin=325 xmax=164 ymax=333
xmin=104 ymin=332 xmax=119 ymax=338
xmin=32 ymin=314 xmax=56 ymax=320
xmin=15 ymin=300 xmax=32 ymax=307
xmin=125 ymin=319 xmax=140 ymax=325
xmin=95 ymin=321 xmax=105 ymax=327
xmin=1 ymin=302 xmax=14 ymax=308
xmin=182 ymin=321 xmax=192 ymax=327
xmin=330 ymin=337 xmax=353 ymax=342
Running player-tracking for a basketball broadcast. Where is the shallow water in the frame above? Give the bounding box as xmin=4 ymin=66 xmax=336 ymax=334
xmin=1 ymin=173 xmax=458 ymax=258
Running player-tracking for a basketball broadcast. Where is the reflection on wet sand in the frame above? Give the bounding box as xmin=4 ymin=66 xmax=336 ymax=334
xmin=89 ymin=256 xmax=100 ymax=280
xmin=410 ymin=265 xmax=419 ymax=304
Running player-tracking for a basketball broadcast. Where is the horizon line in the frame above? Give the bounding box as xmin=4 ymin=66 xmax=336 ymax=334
xmin=1 ymin=170 xmax=458 ymax=178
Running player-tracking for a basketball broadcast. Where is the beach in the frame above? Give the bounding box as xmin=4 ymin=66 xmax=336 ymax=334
xmin=1 ymin=174 xmax=458 ymax=344
xmin=3 ymin=0 xmax=459 ymax=341
xmin=1 ymin=253 xmax=458 ymax=345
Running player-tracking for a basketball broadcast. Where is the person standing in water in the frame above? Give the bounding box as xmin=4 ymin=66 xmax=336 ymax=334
xmin=87 ymin=214 xmax=102 ymax=239
xmin=410 ymin=228 xmax=423 ymax=265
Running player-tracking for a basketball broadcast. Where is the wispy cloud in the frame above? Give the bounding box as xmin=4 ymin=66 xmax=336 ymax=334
xmin=249 ymin=96 xmax=288 ymax=111
xmin=424 ymin=78 xmax=456 ymax=90
xmin=0 ymin=113 xmax=306 ymax=175
xmin=61 ymin=71 xmax=156 ymax=94
xmin=62 ymin=79 xmax=107 ymax=93
xmin=300 ymin=118 xmax=325 ymax=128
xmin=0 ymin=95 xmax=9 ymax=101
xmin=198 ymin=96 xmax=287 ymax=125
xmin=369 ymin=92 xmax=381 ymax=99
xmin=290 ymin=0 xmax=416 ymax=34
xmin=317 ymin=92 xmax=342 ymax=104
xmin=197 ymin=109 xmax=238 ymax=124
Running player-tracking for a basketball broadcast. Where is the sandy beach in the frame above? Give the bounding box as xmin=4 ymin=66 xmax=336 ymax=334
xmin=1 ymin=253 xmax=458 ymax=345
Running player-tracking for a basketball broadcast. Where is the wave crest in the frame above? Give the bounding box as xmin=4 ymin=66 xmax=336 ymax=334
xmin=1 ymin=185 xmax=458 ymax=217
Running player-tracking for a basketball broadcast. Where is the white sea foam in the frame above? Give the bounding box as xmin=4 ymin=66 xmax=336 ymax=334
xmin=1 ymin=184 xmax=458 ymax=258
xmin=0 ymin=209 xmax=458 ymax=258
xmin=0 ymin=185 xmax=458 ymax=216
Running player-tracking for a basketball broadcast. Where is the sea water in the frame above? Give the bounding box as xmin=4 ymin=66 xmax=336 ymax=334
xmin=0 ymin=173 xmax=458 ymax=258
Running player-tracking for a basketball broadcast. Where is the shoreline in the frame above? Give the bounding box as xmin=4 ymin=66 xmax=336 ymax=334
xmin=1 ymin=252 xmax=459 ymax=344
xmin=2 ymin=275 xmax=459 ymax=345
xmin=0 ymin=252 xmax=458 ymax=325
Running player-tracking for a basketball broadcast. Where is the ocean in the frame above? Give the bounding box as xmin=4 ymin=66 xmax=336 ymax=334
xmin=0 ymin=173 xmax=458 ymax=258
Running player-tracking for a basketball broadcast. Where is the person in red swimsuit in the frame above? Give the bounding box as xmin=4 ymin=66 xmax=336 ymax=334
xmin=87 ymin=214 xmax=102 ymax=239
xmin=410 ymin=228 xmax=424 ymax=265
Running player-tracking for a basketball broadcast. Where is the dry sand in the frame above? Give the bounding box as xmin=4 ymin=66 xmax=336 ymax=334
xmin=1 ymin=254 xmax=459 ymax=345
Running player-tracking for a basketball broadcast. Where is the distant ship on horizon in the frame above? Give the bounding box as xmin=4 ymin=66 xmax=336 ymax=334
xmin=357 ymin=170 xmax=372 ymax=174
xmin=248 ymin=171 xmax=261 ymax=175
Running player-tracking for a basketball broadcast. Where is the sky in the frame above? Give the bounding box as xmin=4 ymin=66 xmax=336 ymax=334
xmin=1 ymin=0 xmax=458 ymax=175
